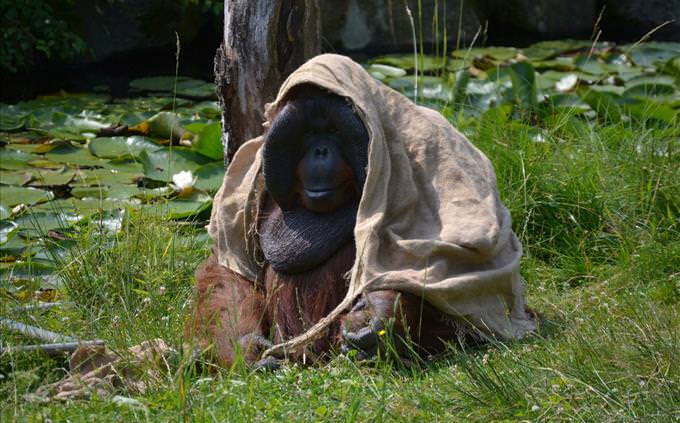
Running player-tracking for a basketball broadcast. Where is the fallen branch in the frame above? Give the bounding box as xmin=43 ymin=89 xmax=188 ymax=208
xmin=0 ymin=341 xmax=106 ymax=356
xmin=0 ymin=317 xmax=104 ymax=356
xmin=11 ymin=302 xmax=72 ymax=312
xmin=0 ymin=317 xmax=75 ymax=343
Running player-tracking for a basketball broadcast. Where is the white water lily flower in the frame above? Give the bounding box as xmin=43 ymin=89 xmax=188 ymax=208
xmin=555 ymin=74 xmax=578 ymax=92
xmin=172 ymin=170 xmax=196 ymax=190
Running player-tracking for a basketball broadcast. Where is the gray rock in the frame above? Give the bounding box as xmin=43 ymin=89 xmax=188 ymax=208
xmin=321 ymin=0 xmax=481 ymax=51
xmin=603 ymin=0 xmax=680 ymax=41
xmin=472 ymin=0 xmax=597 ymax=36
xmin=73 ymin=0 xmax=202 ymax=63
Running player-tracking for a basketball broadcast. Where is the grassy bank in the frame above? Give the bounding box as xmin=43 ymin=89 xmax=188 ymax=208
xmin=2 ymin=101 xmax=678 ymax=420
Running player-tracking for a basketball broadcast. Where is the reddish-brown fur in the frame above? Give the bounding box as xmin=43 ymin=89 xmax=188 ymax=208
xmin=188 ymin=239 xmax=466 ymax=367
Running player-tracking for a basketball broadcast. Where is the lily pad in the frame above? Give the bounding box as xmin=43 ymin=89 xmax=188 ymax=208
xmin=622 ymin=99 xmax=678 ymax=125
xmin=0 ymin=234 xmax=29 ymax=258
xmin=508 ymin=62 xmax=537 ymax=112
xmin=28 ymin=111 xmax=111 ymax=140
xmin=626 ymin=43 xmax=680 ymax=67
xmin=28 ymin=168 xmax=75 ymax=186
xmin=452 ymin=46 xmax=519 ymax=61
xmin=70 ymin=186 xmax=109 ymax=199
xmin=577 ymin=88 xmax=622 ymax=122
xmin=145 ymin=192 xmax=212 ymax=219
xmin=0 ymin=104 xmax=27 ymax=131
xmin=175 ymin=80 xmax=216 ymax=99
xmin=0 ymin=186 xmax=53 ymax=208
xmin=523 ymin=40 xmax=595 ymax=61
xmin=31 ymin=198 xmax=140 ymax=217
xmin=131 ymin=112 xmax=192 ymax=142
xmin=89 ymin=136 xmax=162 ymax=159
xmin=191 ymin=122 xmax=223 ymax=160
xmin=0 ymin=149 xmax=42 ymax=170
xmin=70 ymin=185 xmax=151 ymax=201
xmin=662 ymin=56 xmax=680 ymax=80
xmin=195 ymin=162 xmax=225 ymax=193
xmin=73 ymin=167 xmax=144 ymax=186
xmin=179 ymin=101 xmax=221 ymax=120
xmin=367 ymin=64 xmax=407 ymax=78
xmin=623 ymin=75 xmax=676 ymax=97
xmin=370 ymin=55 xmax=445 ymax=72
xmin=544 ymin=94 xmax=591 ymax=114
xmin=14 ymin=211 xmax=80 ymax=238
xmin=0 ymin=170 xmax=31 ymax=186
xmin=45 ymin=143 xmax=107 ymax=167
xmin=0 ymin=220 xmax=19 ymax=245
xmin=138 ymin=148 xmax=211 ymax=182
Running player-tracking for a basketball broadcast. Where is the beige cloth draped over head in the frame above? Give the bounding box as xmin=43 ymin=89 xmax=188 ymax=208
xmin=208 ymin=54 xmax=536 ymax=355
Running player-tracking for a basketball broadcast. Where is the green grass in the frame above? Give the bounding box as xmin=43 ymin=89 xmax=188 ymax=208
xmin=1 ymin=106 xmax=679 ymax=421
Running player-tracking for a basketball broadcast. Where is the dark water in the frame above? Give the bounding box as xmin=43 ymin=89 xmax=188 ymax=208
xmin=1 ymin=29 xmax=219 ymax=103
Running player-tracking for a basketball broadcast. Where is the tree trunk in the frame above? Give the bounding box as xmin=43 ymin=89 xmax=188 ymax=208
xmin=215 ymin=0 xmax=321 ymax=165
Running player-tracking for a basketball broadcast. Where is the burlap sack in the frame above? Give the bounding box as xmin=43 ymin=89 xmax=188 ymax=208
xmin=208 ymin=54 xmax=536 ymax=355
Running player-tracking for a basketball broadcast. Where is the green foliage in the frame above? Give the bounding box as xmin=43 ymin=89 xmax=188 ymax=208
xmin=0 ymin=0 xmax=86 ymax=73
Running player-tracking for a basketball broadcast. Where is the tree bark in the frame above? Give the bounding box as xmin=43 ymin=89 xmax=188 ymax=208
xmin=215 ymin=0 xmax=321 ymax=165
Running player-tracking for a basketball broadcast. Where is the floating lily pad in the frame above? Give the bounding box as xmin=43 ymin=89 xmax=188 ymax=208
xmin=191 ymin=122 xmax=223 ymax=160
xmin=0 ymin=104 xmax=27 ymax=131
xmin=622 ymin=99 xmax=678 ymax=124
xmin=523 ymin=40 xmax=595 ymax=61
xmin=145 ymin=192 xmax=212 ymax=219
xmin=89 ymin=135 xmax=162 ymax=159
xmin=0 ymin=220 xmax=19 ymax=245
xmin=589 ymin=85 xmax=625 ymax=96
xmin=662 ymin=56 xmax=680 ymax=79
xmin=101 ymin=159 xmax=145 ymax=173
xmin=70 ymin=185 xmax=152 ymax=201
xmin=0 ymin=170 xmax=31 ymax=186
xmin=28 ymin=168 xmax=75 ymax=186
xmin=370 ymin=54 xmax=445 ymax=72
xmin=138 ymin=147 xmax=211 ymax=182
xmin=179 ymin=101 xmax=221 ymax=120
xmin=0 ymin=186 xmax=53 ymax=208
xmin=0 ymin=149 xmax=42 ymax=170
xmin=130 ymin=112 xmax=192 ymax=142
xmin=453 ymin=46 xmax=519 ymax=61
xmin=624 ymin=75 xmax=676 ymax=97
xmin=28 ymin=111 xmax=111 ymax=140
xmin=626 ymin=43 xmax=680 ymax=67
xmin=195 ymin=162 xmax=225 ymax=193
xmin=70 ymin=186 xmax=109 ymax=199
xmin=508 ymin=62 xmax=537 ymax=111
xmin=175 ymin=80 xmax=216 ymax=99
xmin=45 ymin=143 xmax=107 ymax=167
xmin=533 ymin=57 xmax=576 ymax=71
xmin=73 ymin=167 xmax=144 ymax=186
xmin=368 ymin=64 xmax=407 ymax=78
xmin=544 ymin=94 xmax=591 ymax=114
xmin=14 ymin=211 xmax=80 ymax=238
xmin=0 ymin=234 xmax=29 ymax=258
xmin=0 ymin=260 xmax=55 ymax=281
xmin=577 ymin=88 xmax=622 ymax=122
xmin=31 ymin=198 xmax=140 ymax=218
